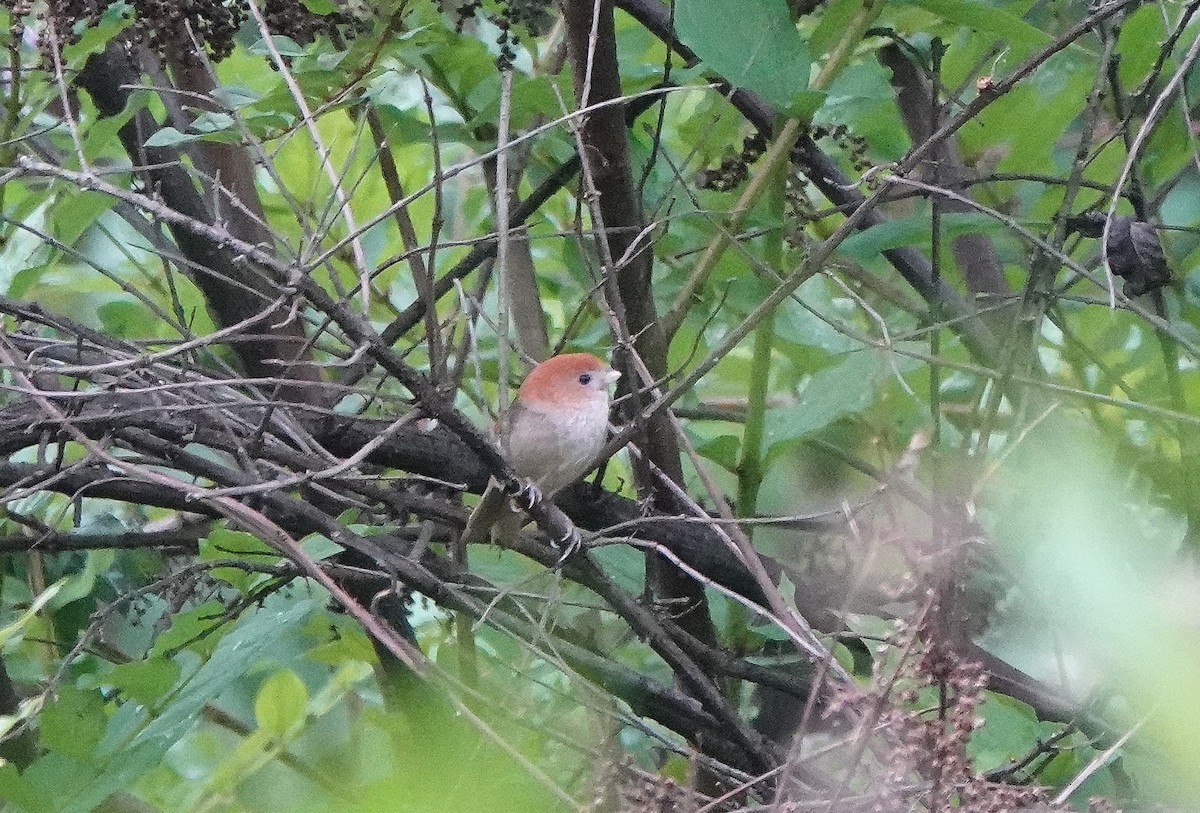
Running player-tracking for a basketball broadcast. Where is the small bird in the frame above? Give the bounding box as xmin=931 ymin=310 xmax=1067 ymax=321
xmin=460 ymin=353 xmax=620 ymax=550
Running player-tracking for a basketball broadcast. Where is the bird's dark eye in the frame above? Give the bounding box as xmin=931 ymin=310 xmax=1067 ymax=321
xmin=578 ymin=373 xmax=593 ymax=386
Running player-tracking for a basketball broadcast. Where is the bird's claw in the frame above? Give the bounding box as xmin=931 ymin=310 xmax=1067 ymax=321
xmin=551 ymin=527 xmax=582 ymax=568
xmin=500 ymin=477 xmax=541 ymax=508
xmin=517 ymin=481 xmax=542 ymax=511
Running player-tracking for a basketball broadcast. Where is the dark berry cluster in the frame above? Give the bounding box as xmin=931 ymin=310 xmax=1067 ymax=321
xmin=696 ymin=131 xmax=767 ymax=191
xmin=806 ymin=121 xmax=871 ymax=175
xmin=46 ymin=0 xmax=345 ymax=65
xmin=497 ymin=0 xmax=551 ymax=65
xmin=784 ymin=167 xmax=816 ymax=248
xmin=38 ymin=0 xmax=107 ymax=65
xmin=134 ymin=0 xmax=244 ymax=63
xmin=455 ymin=0 xmax=553 ymax=71
xmin=262 ymin=0 xmax=348 ymax=45
xmin=3 ymin=0 xmax=34 ymax=39
xmin=591 ymin=757 xmax=691 ymax=813
xmin=453 ymin=0 xmax=483 ymax=33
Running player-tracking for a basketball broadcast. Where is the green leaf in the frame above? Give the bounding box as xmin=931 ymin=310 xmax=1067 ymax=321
xmin=316 ymin=50 xmax=349 ymax=71
xmin=469 ymin=547 xmax=543 ymax=587
xmin=967 ymin=693 xmax=1057 ymax=772
xmin=138 ymin=600 xmax=315 ymax=747
xmin=765 ymin=351 xmax=902 ymax=453
xmin=1115 ymin=4 xmax=1167 ymax=86
xmin=308 ymin=623 xmax=376 ymax=669
xmin=78 ymin=89 xmax=154 ymax=157
xmin=832 ymin=641 xmax=857 ymax=672
xmin=895 ymin=0 xmax=1051 ymax=47
xmin=696 ymin=433 xmax=741 ymax=472
xmin=191 ymin=111 xmax=236 ymax=133
xmin=141 ymin=127 xmax=191 ymax=148
xmin=200 ymin=528 xmax=276 ymax=560
xmin=774 ymin=276 xmax=859 ymax=355
xmin=97 ymin=300 xmax=147 ymax=337
xmin=248 ymin=35 xmax=308 ymax=58
xmin=588 ymin=544 xmax=646 ymax=596
xmin=675 ymin=0 xmax=812 ymax=113
xmin=300 ymin=532 xmax=345 ymax=560
xmin=150 ymin=600 xmax=227 ymax=657
xmin=786 ymin=89 xmax=827 ymax=120
xmin=0 ymin=200 xmax=53 ymax=294
xmin=473 ymin=75 xmax=564 ymax=131
xmin=38 ymin=686 xmax=106 ymax=762
xmin=809 ymin=0 xmax=863 ymax=59
xmin=209 ymin=85 xmax=262 ymax=109
xmin=208 ymin=564 xmax=255 ymax=591
xmin=748 ymin=621 xmax=792 ymax=642
xmin=49 ymin=549 xmax=114 ymax=610
xmin=42 ymin=742 xmax=164 ymax=813
xmin=254 ymin=669 xmax=309 ymax=737
xmin=837 ymin=211 xmax=1003 ymax=263
xmin=16 ymin=753 xmax=95 ymax=813
xmin=0 ymin=581 xmax=63 ymax=649
xmin=51 ymin=191 xmax=114 ymax=246
xmin=301 ymin=0 xmax=339 ymax=14
xmin=142 ymin=122 xmax=241 ymax=148
xmin=0 ymin=763 xmax=42 ymax=813
xmin=308 ymin=660 xmax=374 ymax=716
xmin=62 ymin=2 xmax=134 ymax=69
xmin=104 ymin=656 xmax=182 ymax=706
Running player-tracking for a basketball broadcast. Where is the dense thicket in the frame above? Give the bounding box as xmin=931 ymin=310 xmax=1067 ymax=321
xmin=0 ymin=0 xmax=1197 ymax=810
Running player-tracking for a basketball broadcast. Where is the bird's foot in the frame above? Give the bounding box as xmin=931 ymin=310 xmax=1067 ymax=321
xmin=551 ymin=527 xmax=582 ymax=568
xmin=513 ymin=480 xmax=542 ymax=511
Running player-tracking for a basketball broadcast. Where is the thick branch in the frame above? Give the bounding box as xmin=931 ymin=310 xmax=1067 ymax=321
xmin=560 ymin=0 xmax=718 ymax=695
xmin=878 ymin=43 xmax=1008 ymax=297
xmin=75 ymin=42 xmax=321 ymax=403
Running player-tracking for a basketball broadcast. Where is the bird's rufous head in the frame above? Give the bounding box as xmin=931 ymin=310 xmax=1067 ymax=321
xmin=516 ymin=353 xmax=620 ymax=409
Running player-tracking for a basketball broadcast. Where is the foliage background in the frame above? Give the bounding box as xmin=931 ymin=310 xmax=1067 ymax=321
xmin=0 ymin=0 xmax=1197 ymax=810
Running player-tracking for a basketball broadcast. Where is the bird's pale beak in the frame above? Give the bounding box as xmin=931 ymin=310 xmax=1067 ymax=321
xmin=603 ymin=369 xmax=621 ymax=385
